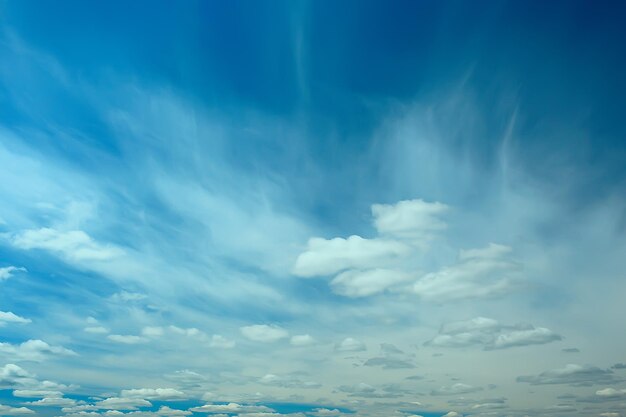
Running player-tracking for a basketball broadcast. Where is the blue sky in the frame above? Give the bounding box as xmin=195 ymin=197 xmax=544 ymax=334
xmin=1 ymin=1 xmax=626 ymax=417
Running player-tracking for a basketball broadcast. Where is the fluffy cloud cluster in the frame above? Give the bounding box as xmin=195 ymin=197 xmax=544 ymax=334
xmin=240 ymin=325 xmax=289 ymax=343
xmin=425 ymin=316 xmax=561 ymax=350
xmin=0 ymin=339 xmax=76 ymax=362
xmin=293 ymin=200 xmax=523 ymax=301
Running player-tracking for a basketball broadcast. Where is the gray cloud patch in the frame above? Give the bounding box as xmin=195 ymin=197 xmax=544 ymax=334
xmin=517 ymin=364 xmax=621 ymax=386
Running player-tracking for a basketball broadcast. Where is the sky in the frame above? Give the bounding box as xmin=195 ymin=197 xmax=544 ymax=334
xmin=1 ymin=1 xmax=626 ymax=416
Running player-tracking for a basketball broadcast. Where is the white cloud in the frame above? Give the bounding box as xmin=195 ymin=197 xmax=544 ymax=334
xmin=517 ymin=364 xmax=619 ymax=386
xmin=189 ymin=403 xmax=274 ymax=413
xmin=490 ymin=327 xmax=562 ymax=349
xmin=596 ymin=388 xmax=626 ymax=398
xmin=290 ymin=334 xmax=315 ymax=346
xmin=240 ymin=325 xmax=289 ymax=343
xmin=120 ymin=388 xmax=186 ymax=400
xmin=0 ymin=403 xmax=34 ymax=415
xmin=0 ymin=266 xmax=26 ymax=281
xmin=94 ymin=397 xmax=152 ymax=410
xmin=258 ymin=373 xmax=321 ymax=389
xmin=292 ymin=235 xmax=411 ymax=277
xmin=425 ymin=317 xmax=561 ymax=350
xmin=442 ymin=412 xmax=462 ymax=417
xmin=0 ymin=311 xmax=31 ymax=326
xmin=210 ymin=334 xmax=236 ymax=349
xmin=26 ymin=396 xmax=77 ymax=407
xmin=107 ymin=335 xmax=148 ymax=344
xmin=414 ymin=244 xmax=520 ymax=301
xmin=157 ymin=405 xmax=192 ymax=416
xmin=12 ymin=389 xmax=63 ymax=398
xmin=371 ymin=199 xmax=448 ymax=240
xmin=10 ymin=228 xmax=124 ymax=262
xmin=330 ymin=268 xmax=414 ymax=297
xmin=334 ymin=337 xmax=366 ymax=352
xmin=431 ymin=383 xmax=483 ymax=396
xmin=0 ymin=340 xmax=76 ymax=362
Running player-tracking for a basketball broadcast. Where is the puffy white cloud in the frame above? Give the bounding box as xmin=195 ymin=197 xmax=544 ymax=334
xmin=431 ymin=383 xmax=483 ymax=395
xmin=26 ymin=396 xmax=77 ymax=407
xmin=490 ymin=327 xmax=562 ymax=349
xmin=0 ymin=311 xmax=31 ymax=326
xmin=258 ymin=373 xmax=321 ymax=389
xmin=120 ymin=388 xmax=186 ymax=400
xmin=517 ymin=364 xmax=619 ymax=386
xmin=330 ymin=268 xmax=414 ymax=297
xmin=210 ymin=334 xmax=236 ymax=348
xmin=290 ymin=334 xmax=315 ymax=346
xmin=94 ymin=397 xmax=152 ymax=410
xmin=414 ymin=244 xmax=520 ymax=301
xmin=189 ymin=403 xmax=274 ymax=413
xmin=596 ymin=388 xmax=626 ymax=398
xmin=157 ymin=405 xmax=191 ymax=416
xmin=0 ymin=266 xmax=26 ymax=281
xmin=292 ymin=236 xmax=411 ymax=277
xmin=310 ymin=409 xmax=344 ymax=416
xmin=10 ymin=228 xmax=124 ymax=262
xmin=425 ymin=317 xmax=561 ymax=350
xmin=240 ymin=325 xmax=288 ymax=342
xmin=107 ymin=335 xmax=148 ymax=344
xmin=371 ymin=199 xmax=448 ymax=240
xmin=12 ymin=389 xmax=63 ymax=398
xmin=0 ymin=403 xmax=34 ymax=415
xmin=442 ymin=412 xmax=461 ymax=417
xmin=334 ymin=337 xmax=366 ymax=352
xmin=0 ymin=339 xmax=76 ymax=362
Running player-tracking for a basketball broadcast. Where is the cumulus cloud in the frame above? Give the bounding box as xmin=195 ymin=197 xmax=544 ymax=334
xmin=240 ymin=325 xmax=289 ymax=342
xmin=290 ymin=334 xmax=315 ymax=346
xmin=334 ymin=337 xmax=366 ymax=352
xmin=12 ymin=389 xmax=63 ymax=398
xmin=0 ymin=339 xmax=76 ymax=362
xmin=517 ymin=364 xmax=620 ymax=386
xmin=414 ymin=244 xmax=521 ymax=301
xmin=189 ymin=403 xmax=274 ymax=413
xmin=293 ymin=235 xmax=411 ymax=277
xmin=330 ymin=268 xmax=415 ymax=297
xmin=120 ymin=388 xmax=187 ymax=400
xmin=0 ymin=266 xmax=26 ymax=281
xmin=431 ymin=383 xmax=483 ymax=396
xmin=0 ymin=403 xmax=34 ymax=415
xmin=258 ymin=374 xmax=321 ymax=389
xmin=26 ymin=396 xmax=77 ymax=407
xmin=595 ymin=388 xmax=626 ymax=398
xmin=425 ymin=317 xmax=561 ymax=350
xmin=0 ymin=311 xmax=31 ymax=326
xmin=94 ymin=397 xmax=152 ymax=410
xmin=10 ymin=228 xmax=124 ymax=262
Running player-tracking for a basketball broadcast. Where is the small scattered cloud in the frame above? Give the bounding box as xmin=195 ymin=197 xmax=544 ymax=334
xmin=258 ymin=373 xmax=321 ymax=389
xmin=189 ymin=403 xmax=274 ymax=413
xmin=0 ymin=403 xmax=34 ymax=415
xmin=0 ymin=266 xmax=27 ymax=281
xmin=240 ymin=325 xmax=289 ymax=343
xmin=0 ymin=311 xmax=31 ymax=326
xmin=84 ymin=326 xmax=109 ymax=334
xmin=425 ymin=317 xmax=561 ymax=350
xmin=120 ymin=388 xmax=187 ymax=401
xmin=334 ymin=337 xmax=366 ymax=352
xmin=431 ymin=383 xmax=483 ymax=396
xmin=517 ymin=364 xmax=621 ymax=386
xmin=0 ymin=340 xmax=76 ymax=362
